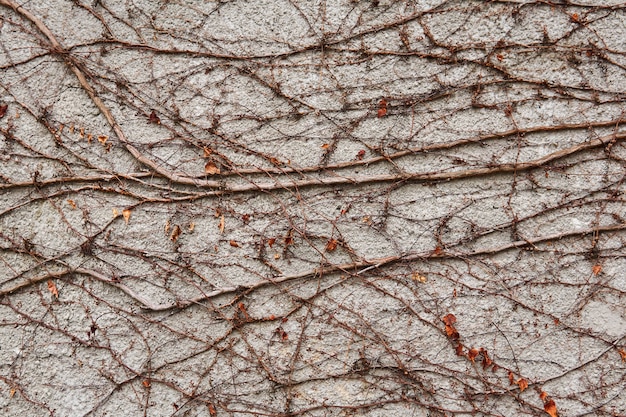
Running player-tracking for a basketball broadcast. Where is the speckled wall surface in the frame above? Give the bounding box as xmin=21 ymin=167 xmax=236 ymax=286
xmin=0 ymin=1 xmax=625 ymax=416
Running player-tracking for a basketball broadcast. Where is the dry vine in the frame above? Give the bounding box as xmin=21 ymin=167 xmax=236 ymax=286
xmin=1 ymin=1 xmax=625 ymax=416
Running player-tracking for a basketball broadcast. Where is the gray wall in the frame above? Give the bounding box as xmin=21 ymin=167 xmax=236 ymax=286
xmin=1 ymin=0 xmax=625 ymax=416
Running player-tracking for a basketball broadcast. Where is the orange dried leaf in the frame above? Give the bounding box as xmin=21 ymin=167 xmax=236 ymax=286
xmin=544 ymin=399 xmax=558 ymax=417
xmin=508 ymin=371 xmax=515 ymax=385
xmin=377 ymin=107 xmax=387 ymax=118
xmin=467 ymin=348 xmax=479 ymax=362
xmin=142 ymin=379 xmax=150 ymax=388
xmin=269 ymin=157 xmax=282 ymax=166
xmin=268 ymin=238 xmax=276 ymax=248
xmin=218 ymin=214 xmax=225 ymax=234
xmin=321 ymin=143 xmax=329 ymax=149
xmin=67 ymin=199 xmax=77 ymax=209
xmin=188 ymin=222 xmax=195 ymax=232
xmin=481 ymin=348 xmax=492 ymax=369
xmin=442 ymin=314 xmax=457 ymax=326
xmin=97 ymin=135 xmax=108 ymax=144
xmin=571 ymin=13 xmax=579 ymax=22
xmin=618 ymin=348 xmax=626 ymax=362
xmin=539 ymin=391 xmax=548 ymax=401
xmin=9 ymin=388 xmax=16 ymax=398
xmin=209 ymin=403 xmax=217 ymax=417
xmin=203 ymin=147 xmax=213 ymax=157
xmin=229 ymin=240 xmax=239 ymax=248
xmin=592 ymin=264 xmax=602 ymax=275
xmin=433 ymin=245 xmax=443 ymax=255
xmin=204 ymin=162 xmax=220 ymax=175
xmin=112 ymin=208 xmax=119 ymax=218
xmin=122 ymin=209 xmax=131 ymax=224
xmin=47 ymin=280 xmax=58 ymax=298
xmin=517 ymin=378 xmax=529 ymax=392
xmin=325 ymin=238 xmax=338 ymax=252
xmin=170 ymin=225 xmax=181 ymax=242
xmin=411 ymin=272 xmax=427 ymax=283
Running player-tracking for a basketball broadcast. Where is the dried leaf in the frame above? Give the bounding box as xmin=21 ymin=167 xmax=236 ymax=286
xmin=539 ymin=391 xmax=548 ymax=401
xmin=204 ymin=162 xmax=220 ymax=175
xmin=325 ymin=238 xmax=338 ymax=252
xmin=9 ymin=388 xmax=16 ymax=398
xmin=411 ymin=272 xmax=427 ymax=283
xmin=377 ymin=98 xmax=388 ymax=118
xmin=455 ymin=343 xmax=465 ymax=356
xmin=273 ymin=253 xmax=280 ymax=259
xmin=209 ymin=403 xmax=217 ymax=417
xmin=148 ymin=110 xmax=160 ymax=124
xmin=268 ymin=238 xmax=276 ymax=248
xmin=321 ymin=143 xmax=329 ymax=149
xmin=467 ymin=348 xmax=479 ymax=362
xmin=242 ymin=214 xmax=250 ymax=224
xmin=170 ymin=225 xmax=181 ymax=242
xmin=112 ymin=208 xmax=119 ymax=218
xmin=47 ymin=280 xmax=58 ymax=298
xmin=188 ymin=222 xmax=195 ymax=232
xmin=67 ymin=199 xmax=77 ymax=209
xmin=142 ymin=379 xmax=150 ymax=388
xmin=79 ymin=127 xmax=85 ymax=138
xmin=544 ymin=399 xmax=558 ymax=417
xmin=203 ymin=147 xmax=212 ymax=157
xmin=433 ymin=245 xmax=443 ymax=255
xmin=480 ymin=348 xmax=492 ymax=369
xmin=356 ymin=149 xmax=366 ymax=160
xmin=218 ymin=214 xmax=225 ymax=234
xmin=592 ymin=264 xmax=602 ymax=275
xmin=97 ymin=135 xmax=108 ymax=144
xmin=164 ymin=220 xmax=170 ymax=234
xmin=508 ymin=371 xmax=515 ymax=385
xmin=0 ymin=104 xmax=8 ymax=119
xmin=229 ymin=240 xmax=239 ymax=248
xmin=122 ymin=209 xmax=131 ymax=224
xmin=442 ymin=314 xmax=457 ymax=326
xmin=618 ymin=348 xmax=626 ymax=362
xmin=517 ymin=378 xmax=528 ymax=392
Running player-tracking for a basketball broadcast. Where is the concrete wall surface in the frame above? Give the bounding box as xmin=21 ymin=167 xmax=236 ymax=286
xmin=0 ymin=0 xmax=625 ymax=416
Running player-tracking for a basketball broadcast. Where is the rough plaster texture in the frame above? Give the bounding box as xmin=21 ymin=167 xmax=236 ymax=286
xmin=0 ymin=0 xmax=625 ymax=416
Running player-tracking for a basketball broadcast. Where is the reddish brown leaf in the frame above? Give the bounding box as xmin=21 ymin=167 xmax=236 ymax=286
xmin=480 ymin=348 xmax=492 ymax=369
xmin=67 ymin=199 xmax=77 ymax=209
xmin=356 ymin=149 xmax=366 ymax=160
xmin=544 ymin=399 xmax=558 ymax=417
xmin=592 ymin=264 xmax=602 ymax=275
xmin=142 ymin=379 xmax=151 ymax=388
xmin=442 ymin=314 xmax=456 ymax=326
xmin=539 ymin=391 xmax=548 ymax=401
xmin=377 ymin=99 xmax=388 ymax=118
xmin=229 ymin=240 xmax=239 ymax=247
xmin=618 ymin=348 xmax=626 ymax=362
xmin=508 ymin=371 xmax=515 ymax=385
xmin=47 ymin=280 xmax=58 ymax=298
xmin=148 ymin=110 xmax=160 ymax=124
xmin=209 ymin=403 xmax=217 ymax=417
xmin=325 ymin=238 xmax=338 ymax=252
xmin=267 ymin=238 xmax=276 ymax=248
xmin=517 ymin=378 xmax=528 ymax=392
xmin=467 ymin=348 xmax=479 ymax=362
xmin=455 ymin=343 xmax=464 ymax=356
xmin=242 ymin=214 xmax=250 ymax=224
xmin=0 ymin=104 xmax=8 ymax=119
xmin=433 ymin=245 xmax=443 ymax=255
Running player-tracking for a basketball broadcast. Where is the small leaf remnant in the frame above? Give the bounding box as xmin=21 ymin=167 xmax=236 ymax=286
xmin=377 ymin=98 xmax=388 ymax=118
xmin=0 ymin=103 xmax=8 ymax=119
xmin=411 ymin=272 xmax=427 ymax=283
xmin=517 ymin=378 xmax=528 ymax=392
xmin=170 ymin=225 xmax=181 ymax=242
xmin=122 ymin=209 xmax=131 ymax=224
xmin=592 ymin=264 xmax=602 ymax=275
xmin=47 ymin=280 xmax=58 ymax=298
xmin=204 ymin=162 xmax=220 ymax=175
xmin=325 ymin=238 xmax=338 ymax=252
xmin=442 ymin=313 xmax=459 ymax=341
xmin=544 ymin=399 xmax=558 ymax=417
xmin=148 ymin=110 xmax=160 ymax=124
xmin=618 ymin=348 xmax=626 ymax=362
xmin=67 ymin=199 xmax=77 ymax=209
xmin=229 ymin=240 xmax=239 ymax=248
